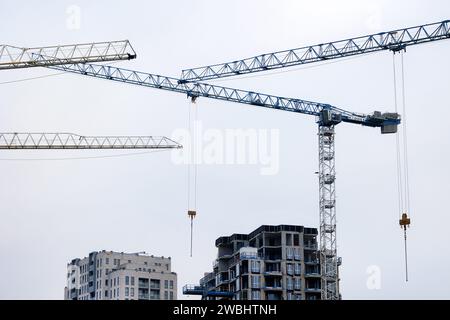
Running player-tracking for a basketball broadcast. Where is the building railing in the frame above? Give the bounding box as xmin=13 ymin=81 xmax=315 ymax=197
xmin=305 ymin=287 xmax=321 ymax=292
xmin=304 ymin=244 xmax=318 ymax=250
xmin=240 ymin=252 xmax=259 ymax=260
xmin=264 ymin=286 xmax=283 ymax=291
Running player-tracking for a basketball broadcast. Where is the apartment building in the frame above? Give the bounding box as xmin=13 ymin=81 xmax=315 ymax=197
xmin=184 ymin=225 xmax=326 ymax=300
xmin=65 ymin=250 xmax=177 ymax=300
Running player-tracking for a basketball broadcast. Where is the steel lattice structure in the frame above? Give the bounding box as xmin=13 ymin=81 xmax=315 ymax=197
xmin=0 ymin=40 xmax=136 ymax=70
xmin=180 ymin=20 xmax=450 ymax=82
xmin=47 ymin=62 xmax=400 ymax=131
xmin=0 ymin=133 xmax=181 ymax=149
xmin=318 ymin=125 xmax=338 ymax=299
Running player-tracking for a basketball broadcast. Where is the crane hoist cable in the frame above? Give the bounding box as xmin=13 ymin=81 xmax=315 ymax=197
xmin=393 ymin=51 xmax=411 ymax=282
xmin=187 ymin=97 xmax=198 ymax=257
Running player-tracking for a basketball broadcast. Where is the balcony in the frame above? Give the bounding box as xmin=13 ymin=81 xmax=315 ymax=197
xmin=305 ymin=287 xmax=321 ymax=293
xmin=264 ymin=286 xmax=283 ymax=291
xmin=138 ymin=294 xmax=149 ymax=300
xmin=264 ymin=256 xmax=282 ymax=262
xmin=264 ymin=270 xmax=282 ymax=276
xmin=240 ymin=252 xmax=259 ymax=260
xmin=304 ymin=259 xmax=320 ymax=265
xmin=304 ymin=244 xmax=318 ymax=250
xmin=305 ymin=272 xmax=321 ymax=278
xmin=183 ymin=285 xmax=204 ymax=295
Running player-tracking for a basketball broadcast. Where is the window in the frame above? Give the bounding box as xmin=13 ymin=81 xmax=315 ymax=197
xmin=113 ymin=278 xmax=116 ymax=286
xmin=104 ymin=290 xmax=108 ymax=298
xmin=117 ymin=277 xmax=119 ymax=286
xmin=251 ymin=260 xmax=260 ymax=273
xmin=125 ymin=276 xmax=130 ymax=285
xmin=131 ymin=288 xmax=135 ymax=297
xmin=294 ymin=234 xmax=300 ymax=246
xmin=105 ymin=279 xmax=108 ymax=286
xmin=166 ymin=264 xmax=169 ymax=271
xmin=286 ymin=247 xmax=294 ymax=259
xmin=150 ymin=290 xmax=160 ymax=300
xmin=286 ymin=233 xmax=293 ymax=246
xmin=164 ymin=291 xmax=168 ymax=300
xmin=294 ymin=248 xmax=301 ymax=260
xmin=287 ymin=264 xmax=294 ymax=275
xmin=169 ymin=280 xmax=174 ymax=290
xmin=106 ymin=258 xmax=109 ymax=264
xmin=150 ymin=279 xmax=160 ymax=289
xmin=131 ymin=277 xmax=135 ymax=286
xmin=170 ymin=291 xmax=174 ymax=300
xmin=125 ymin=287 xmax=129 ymax=297
xmin=106 ymin=269 xmax=109 ymax=275
xmin=294 ymin=278 xmax=301 ymax=290
xmin=295 ymin=263 xmax=301 ymax=275
xmin=251 ymin=290 xmax=261 ymax=300
xmin=113 ymin=289 xmax=116 ymax=298
xmin=251 ymin=275 xmax=260 ymax=289
xmin=164 ymin=280 xmax=168 ymax=289
xmin=287 ymin=277 xmax=293 ymax=290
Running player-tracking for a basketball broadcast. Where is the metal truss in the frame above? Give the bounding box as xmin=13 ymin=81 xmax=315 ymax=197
xmin=318 ymin=125 xmax=338 ymax=300
xmin=47 ymin=62 xmax=399 ymax=129
xmin=181 ymin=20 xmax=450 ymax=81
xmin=0 ymin=133 xmax=181 ymax=149
xmin=0 ymin=40 xmax=136 ymax=70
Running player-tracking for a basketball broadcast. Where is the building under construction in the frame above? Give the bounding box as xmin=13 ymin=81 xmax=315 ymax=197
xmin=184 ymin=225 xmax=338 ymax=300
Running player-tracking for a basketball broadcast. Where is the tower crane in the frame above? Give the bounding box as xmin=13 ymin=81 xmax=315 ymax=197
xmin=45 ymin=61 xmax=399 ymax=301
xmin=42 ymin=20 xmax=449 ymax=300
xmin=0 ymin=40 xmax=136 ymax=70
xmin=177 ymin=19 xmax=449 ymax=299
xmin=0 ymin=132 xmax=181 ymax=150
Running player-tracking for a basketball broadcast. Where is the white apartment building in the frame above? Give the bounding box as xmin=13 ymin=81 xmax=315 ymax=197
xmin=65 ymin=250 xmax=177 ymax=300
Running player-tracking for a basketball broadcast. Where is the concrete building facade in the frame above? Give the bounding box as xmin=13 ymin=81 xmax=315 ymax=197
xmin=184 ymin=225 xmax=323 ymax=300
xmin=65 ymin=250 xmax=177 ymax=300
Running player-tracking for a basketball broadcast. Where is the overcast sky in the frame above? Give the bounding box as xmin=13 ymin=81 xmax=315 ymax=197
xmin=0 ymin=0 xmax=449 ymax=299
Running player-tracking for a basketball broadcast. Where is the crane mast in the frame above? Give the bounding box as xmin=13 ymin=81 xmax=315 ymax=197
xmin=0 ymin=40 xmax=136 ymax=70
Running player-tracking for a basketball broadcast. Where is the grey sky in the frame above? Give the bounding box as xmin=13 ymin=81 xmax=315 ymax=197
xmin=0 ymin=0 xmax=449 ymax=299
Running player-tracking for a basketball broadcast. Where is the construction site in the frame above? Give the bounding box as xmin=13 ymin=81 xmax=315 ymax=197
xmin=0 ymin=1 xmax=449 ymax=302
